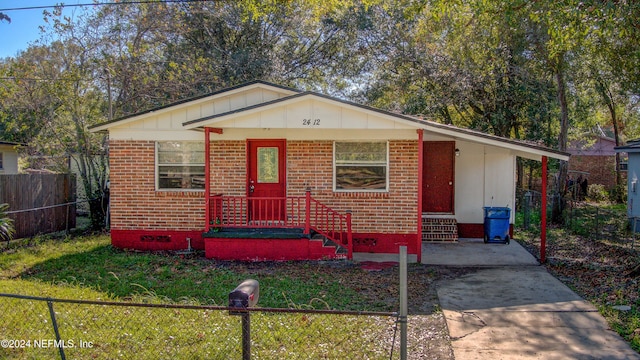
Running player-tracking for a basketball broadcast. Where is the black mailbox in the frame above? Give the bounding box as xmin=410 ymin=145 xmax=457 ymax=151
xmin=229 ymin=279 xmax=259 ymax=309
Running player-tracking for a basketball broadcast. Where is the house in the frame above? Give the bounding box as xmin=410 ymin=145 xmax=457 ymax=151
xmin=567 ymin=131 xmax=623 ymax=190
xmin=614 ymin=139 xmax=640 ymax=230
xmin=0 ymin=141 xmax=23 ymax=174
xmin=89 ymin=81 xmax=569 ymax=262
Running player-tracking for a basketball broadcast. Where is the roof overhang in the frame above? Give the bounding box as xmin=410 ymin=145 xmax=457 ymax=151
xmin=89 ymin=81 xmax=569 ymax=162
xmin=183 ymin=92 xmax=569 ymax=162
xmin=0 ymin=141 xmax=26 ymax=147
xmin=615 ymin=141 xmax=640 ymax=153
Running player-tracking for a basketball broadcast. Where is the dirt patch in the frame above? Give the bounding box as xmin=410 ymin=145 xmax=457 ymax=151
xmin=517 ymin=227 xmax=640 ymax=352
xmin=517 ymin=231 xmax=640 ymax=307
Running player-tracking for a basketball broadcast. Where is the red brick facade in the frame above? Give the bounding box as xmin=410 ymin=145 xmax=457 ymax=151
xmin=109 ymin=140 xmax=205 ymax=231
xmin=286 ymin=140 xmax=418 ymax=234
xmin=109 ymin=139 xmax=419 ymax=252
xmin=568 ymin=155 xmax=621 ymax=189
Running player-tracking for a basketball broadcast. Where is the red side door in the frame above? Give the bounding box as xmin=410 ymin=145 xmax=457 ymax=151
xmin=247 ymin=140 xmax=286 ymax=222
xmin=423 ymin=141 xmax=455 ymax=213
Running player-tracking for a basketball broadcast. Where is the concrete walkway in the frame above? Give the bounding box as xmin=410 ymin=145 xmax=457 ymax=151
xmin=423 ymin=239 xmax=640 ymax=360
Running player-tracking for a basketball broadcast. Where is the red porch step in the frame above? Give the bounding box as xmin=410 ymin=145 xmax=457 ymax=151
xmin=309 ymin=234 xmax=347 ymax=260
xmin=203 ymin=228 xmax=346 ymax=261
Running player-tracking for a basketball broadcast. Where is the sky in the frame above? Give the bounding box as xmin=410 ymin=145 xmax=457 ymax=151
xmin=0 ymin=0 xmax=88 ymax=59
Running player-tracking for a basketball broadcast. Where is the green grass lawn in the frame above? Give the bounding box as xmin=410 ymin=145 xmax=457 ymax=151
xmin=0 ymin=235 xmax=400 ymax=359
xmin=0 ymin=234 xmax=385 ymax=310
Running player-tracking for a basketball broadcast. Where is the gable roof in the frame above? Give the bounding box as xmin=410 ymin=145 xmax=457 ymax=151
xmin=89 ymin=80 xmax=300 ymax=132
xmin=568 ymin=135 xmax=617 ymax=156
xmin=90 ymin=80 xmax=569 ymax=161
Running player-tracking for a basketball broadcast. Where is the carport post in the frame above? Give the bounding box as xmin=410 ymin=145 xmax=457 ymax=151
xmin=416 ymin=129 xmax=424 ymax=263
xmin=205 ymin=127 xmax=212 ymax=233
xmin=540 ymin=156 xmax=547 ymax=263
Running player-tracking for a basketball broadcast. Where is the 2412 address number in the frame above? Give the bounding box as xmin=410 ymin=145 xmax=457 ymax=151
xmin=302 ymin=118 xmax=320 ymax=126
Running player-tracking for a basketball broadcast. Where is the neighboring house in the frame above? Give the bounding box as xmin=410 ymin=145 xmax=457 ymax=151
xmin=0 ymin=141 xmax=23 ymax=174
xmin=614 ymin=139 xmax=640 ymax=230
xmin=567 ymin=133 xmax=622 ymax=190
xmin=89 ymin=81 xmax=568 ymax=262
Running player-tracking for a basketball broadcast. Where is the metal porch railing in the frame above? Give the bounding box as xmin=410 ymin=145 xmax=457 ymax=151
xmin=206 ymin=190 xmax=353 ymax=259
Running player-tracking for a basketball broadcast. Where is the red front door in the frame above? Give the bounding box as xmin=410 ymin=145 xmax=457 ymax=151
xmin=247 ymin=140 xmax=286 ymax=222
xmin=423 ymin=141 xmax=455 ymax=213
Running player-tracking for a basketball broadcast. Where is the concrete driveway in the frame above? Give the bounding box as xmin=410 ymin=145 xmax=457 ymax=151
xmin=423 ymin=239 xmax=640 ymax=360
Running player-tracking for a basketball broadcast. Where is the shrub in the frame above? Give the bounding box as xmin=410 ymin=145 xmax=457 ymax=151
xmin=609 ymin=184 xmax=627 ymax=203
xmin=0 ymin=203 xmax=15 ymax=243
xmin=586 ymin=184 xmax=609 ymax=203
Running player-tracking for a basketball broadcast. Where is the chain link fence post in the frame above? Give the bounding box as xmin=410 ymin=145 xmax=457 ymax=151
xmin=524 ymin=191 xmax=531 ymax=230
xmin=46 ymin=300 xmax=66 ymax=360
xmin=595 ymin=207 xmax=600 ymax=240
xmin=399 ymin=246 xmax=408 ymax=360
xmin=632 ymin=217 xmax=637 ymax=250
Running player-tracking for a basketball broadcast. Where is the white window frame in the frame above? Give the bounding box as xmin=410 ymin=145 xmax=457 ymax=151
xmin=333 ymin=141 xmax=389 ymax=192
xmin=155 ymin=141 xmax=205 ymax=191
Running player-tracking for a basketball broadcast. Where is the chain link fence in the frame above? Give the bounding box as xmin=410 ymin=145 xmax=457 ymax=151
xmin=0 ymin=293 xmax=400 ymax=359
xmin=516 ymin=189 xmax=637 ymax=249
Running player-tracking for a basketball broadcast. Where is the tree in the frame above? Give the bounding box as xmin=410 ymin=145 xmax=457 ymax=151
xmin=1 ymin=0 xmax=374 ymax=230
xmin=1 ymin=33 xmax=109 ymax=230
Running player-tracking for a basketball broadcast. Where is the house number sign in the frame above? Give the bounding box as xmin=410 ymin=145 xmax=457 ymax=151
xmin=302 ymin=118 xmax=321 ymax=127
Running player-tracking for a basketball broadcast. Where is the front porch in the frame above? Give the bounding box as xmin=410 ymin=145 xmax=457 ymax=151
xmin=203 ymin=190 xmax=353 ymax=260
xmin=203 ymin=227 xmax=347 ymax=261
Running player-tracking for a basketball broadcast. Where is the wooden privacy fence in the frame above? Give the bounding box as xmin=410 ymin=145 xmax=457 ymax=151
xmin=0 ymin=174 xmax=76 ymax=239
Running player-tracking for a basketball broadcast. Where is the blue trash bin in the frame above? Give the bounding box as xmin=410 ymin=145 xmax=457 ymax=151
xmin=483 ymin=207 xmax=511 ymax=244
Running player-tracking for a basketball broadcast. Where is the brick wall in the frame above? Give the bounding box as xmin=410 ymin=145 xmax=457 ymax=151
xmin=109 ymin=140 xmax=205 ymax=231
xmin=287 ymin=140 xmax=418 ymax=234
xmin=209 ymin=140 xmax=246 ymax=196
xmin=110 ymin=139 xmax=418 ymax=235
xmin=569 ymin=155 xmax=622 ymax=189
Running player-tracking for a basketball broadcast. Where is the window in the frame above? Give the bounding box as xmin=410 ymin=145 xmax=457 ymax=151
xmin=619 ymin=161 xmax=628 ymax=171
xmin=334 ymin=141 xmax=388 ymax=191
xmin=0 ymin=153 xmax=3 ymax=170
xmin=156 ymin=142 xmax=205 ymax=190
xmin=257 ymin=147 xmax=279 ymax=183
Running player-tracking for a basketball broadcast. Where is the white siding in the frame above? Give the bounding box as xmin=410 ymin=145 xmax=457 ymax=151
xmin=483 ymin=149 xmax=516 ymax=219
xmin=208 ymin=99 xmax=416 ymax=130
xmin=455 ymin=141 xmax=486 ymax=224
xmin=454 ymin=140 xmax=516 ymax=224
xmin=112 ymin=87 xmax=290 ymax=132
